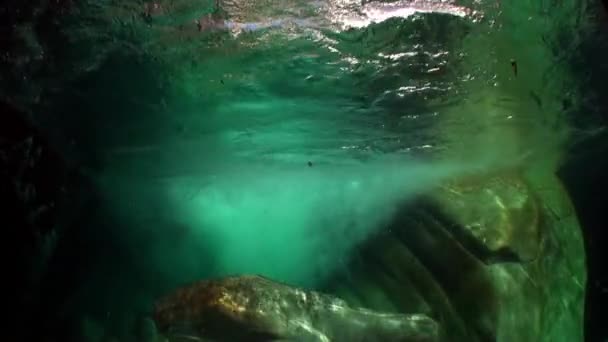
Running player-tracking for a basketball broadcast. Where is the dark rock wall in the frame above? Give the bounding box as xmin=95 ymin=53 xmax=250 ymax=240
xmin=0 ymin=101 xmax=89 ymax=340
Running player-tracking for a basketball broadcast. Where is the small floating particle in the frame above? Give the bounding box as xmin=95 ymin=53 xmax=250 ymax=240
xmin=510 ymin=59 xmax=518 ymax=77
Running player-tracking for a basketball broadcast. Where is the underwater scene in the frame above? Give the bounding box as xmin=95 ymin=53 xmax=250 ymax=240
xmin=2 ymin=0 xmax=608 ymax=341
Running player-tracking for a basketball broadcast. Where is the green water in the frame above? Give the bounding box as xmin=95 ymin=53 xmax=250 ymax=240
xmin=67 ymin=0 xmax=581 ymax=286
xmin=2 ymin=0 xmax=600 ymax=340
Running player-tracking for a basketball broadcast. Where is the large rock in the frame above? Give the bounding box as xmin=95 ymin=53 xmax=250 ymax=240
xmin=153 ymin=275 xmax=439 ymax=342
xmin=325 ymin=170 xmax=585 ymax=342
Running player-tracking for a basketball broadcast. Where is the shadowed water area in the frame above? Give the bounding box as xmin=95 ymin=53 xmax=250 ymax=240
xmin=1 ymin=0 xmax=607 ymax=341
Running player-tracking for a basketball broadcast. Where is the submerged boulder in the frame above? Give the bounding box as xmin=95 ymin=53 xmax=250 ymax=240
xmin=325 ymin=170 xmax=585 ymax=342
xmin=153 ymin=275 xmax=439 ymax=342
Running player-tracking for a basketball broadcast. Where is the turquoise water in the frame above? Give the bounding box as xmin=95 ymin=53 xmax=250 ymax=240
xmin=1 ymin=0 xmax=603 ymax=341
xmin=67 ymin=0 xmax=582 ymax=287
